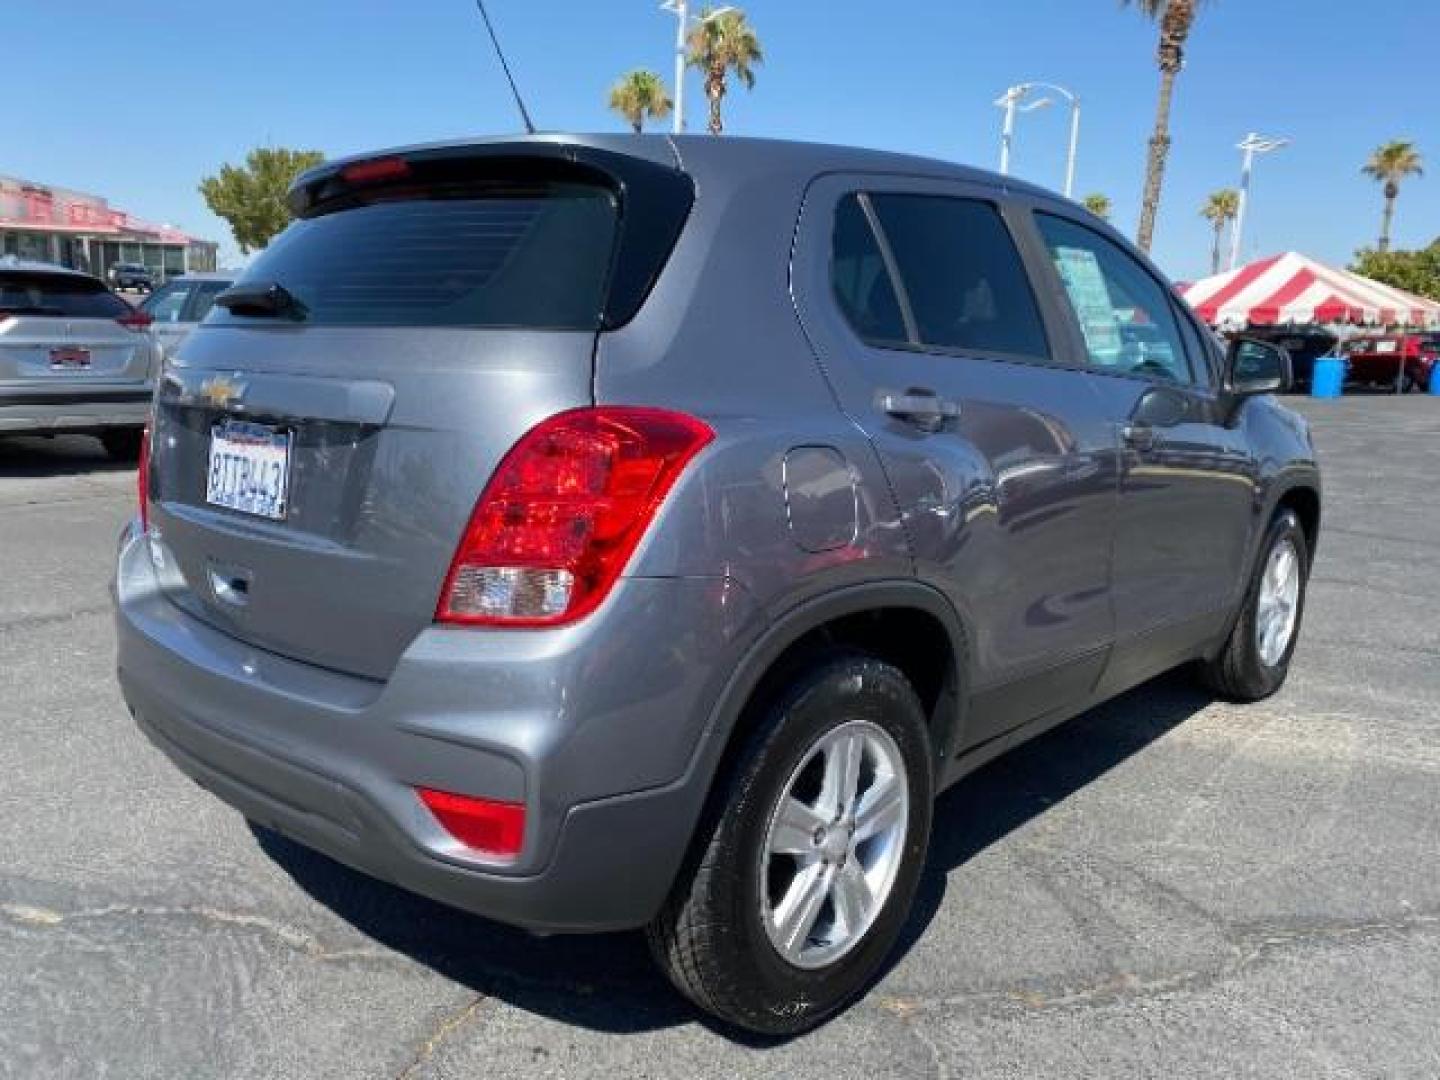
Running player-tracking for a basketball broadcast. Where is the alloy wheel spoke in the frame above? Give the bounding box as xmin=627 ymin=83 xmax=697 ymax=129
xmin=821 ymin=732 xmax=864 ymax=818
xmin=769 ymin=796 xmax=828 ymax=856
xmin=831 ymin=862 xmax=873 ymax=934
xmin=853 ymin=771 xmax=905 ymax=842
xmin=774 ymin=863 xmax=831 ymax=959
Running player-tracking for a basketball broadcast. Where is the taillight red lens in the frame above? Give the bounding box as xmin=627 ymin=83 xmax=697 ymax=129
xmin=437 ymin=407 xmax=714 ymax=627
xmin=117 ymin=308 xmax=153 ymax=332
xmin=417 ymin=787 xmax=525 ymax=859
xmin=137 ymin=423 xmax=151 ymax=532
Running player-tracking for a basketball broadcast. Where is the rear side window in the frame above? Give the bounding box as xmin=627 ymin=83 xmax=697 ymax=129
xmin=211 ymin=183 xmax=618 ymax=329
xmin=0 ymin=272 xmax=129 ymax=319
xmin=866 ymin=194 xmax=1050 ymax=360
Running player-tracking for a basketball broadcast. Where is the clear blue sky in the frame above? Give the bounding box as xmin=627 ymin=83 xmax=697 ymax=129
xmin=8 ymin=0 xmax=1437 ymax=280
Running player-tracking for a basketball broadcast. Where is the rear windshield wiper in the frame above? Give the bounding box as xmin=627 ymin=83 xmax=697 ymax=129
xmin=213 ymin=280 xmax=308 ymax=321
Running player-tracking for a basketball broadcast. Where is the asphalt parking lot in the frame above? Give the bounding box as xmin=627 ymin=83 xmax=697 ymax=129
xmin=2 ymin=395 xmax=1437 ymax=1079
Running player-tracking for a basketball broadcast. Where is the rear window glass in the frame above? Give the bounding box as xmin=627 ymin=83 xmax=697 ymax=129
xmin=211 ymin=183 xmax=618 ymax=329
xmin=0 ymin=272 xmax=129 ymax=318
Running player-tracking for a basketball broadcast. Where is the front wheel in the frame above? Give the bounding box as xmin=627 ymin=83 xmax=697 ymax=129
xmin=1199 ymin=509 xmax=1309 ymax=701
xmin=647 ymin=653 xmax=934 ymax=1035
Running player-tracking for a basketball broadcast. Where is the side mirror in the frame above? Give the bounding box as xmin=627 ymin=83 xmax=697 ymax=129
xmin=1226 ymin=336 xmax=1292 ymax=396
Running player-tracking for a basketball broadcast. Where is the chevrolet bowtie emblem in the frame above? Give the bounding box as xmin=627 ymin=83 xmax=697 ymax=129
xmin=200 ymin=374 xmax=246 ymax=410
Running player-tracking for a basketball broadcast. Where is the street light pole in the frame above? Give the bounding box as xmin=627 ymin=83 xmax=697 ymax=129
xmin=1063 ymin=95 xmax=1081 ymax=199
xmin=1229 ymin=132 xmax=1288 ymax=271
xmin=996 ymin=86 xmax=1021 ymax=175
xmin=667 ymin=0 xmax=687 ymax=134
xmin=995 ymin=82 xmax=1080 ymax=197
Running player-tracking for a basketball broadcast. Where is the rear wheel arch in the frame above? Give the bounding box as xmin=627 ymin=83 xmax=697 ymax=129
xmin=694 ymin=582 xmax=969 ymax=823
xmin=1275 ymin=483 xmax=1321 ymax=560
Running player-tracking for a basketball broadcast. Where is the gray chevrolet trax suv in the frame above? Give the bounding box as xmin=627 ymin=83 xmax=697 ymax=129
xmin=114 ymin=135 xmax=1320 ymax=1034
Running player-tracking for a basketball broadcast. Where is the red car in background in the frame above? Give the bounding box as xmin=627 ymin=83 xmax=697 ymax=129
xmin=1344 ymin=332 xmax=1439 ymax=392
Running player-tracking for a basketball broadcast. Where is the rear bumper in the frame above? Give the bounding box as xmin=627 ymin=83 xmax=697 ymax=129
xmin=0 ymin=385 xmax=151 ymax=433
xmin=113 ymin=523 xmax=761 ymax=932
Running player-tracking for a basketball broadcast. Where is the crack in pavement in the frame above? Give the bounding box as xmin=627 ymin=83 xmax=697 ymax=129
xmin=875 ymin=909 xmax=1440 ymax=1020
xmin=0 ymin=604 xmax=111 ymax=635
xmin=395 ymin=994 xmax=490 ymax=1080
xmin=0 ymin=900 xmax=403 ymax=966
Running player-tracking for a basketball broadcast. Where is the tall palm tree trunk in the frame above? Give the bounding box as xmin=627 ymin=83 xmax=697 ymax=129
xmin=1137 ymin=66 xmax=1176 ymax=254
xmin=1210 ymin=222 xmax=1223 ymax=275
xmin=706 ymin=64 xmax=726 ymax=135
xmin=1379 ymin=183 xmax=1398 ymax=253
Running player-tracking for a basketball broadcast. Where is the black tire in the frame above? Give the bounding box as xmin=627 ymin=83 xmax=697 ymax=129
xmin=647 ymin=653 xmax=934 ymax=1036
xmin=1199 ymin=509 xmax=1309 ymax=701
xmin=100 ymin=428 xmax=144 ymax=461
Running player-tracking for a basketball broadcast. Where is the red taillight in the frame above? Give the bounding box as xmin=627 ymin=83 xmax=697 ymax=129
xmin=137 ymin=423 xmax=151 ymax=531
xmin=417 ymin=787 xmax=525 ymax=859
xmin=437 ymin=407 xmax=714 ymax=627
xmin=117 ymin=308 xmax=153 ymax=332
xmin=340 ymin=156 xmax=411 ymax=185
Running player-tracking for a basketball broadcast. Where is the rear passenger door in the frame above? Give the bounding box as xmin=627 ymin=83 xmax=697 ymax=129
xmin=1026 ymin=210 xmax=1255 ymax=691
xmin=793 ymin=175 xmax=1122 ymax=748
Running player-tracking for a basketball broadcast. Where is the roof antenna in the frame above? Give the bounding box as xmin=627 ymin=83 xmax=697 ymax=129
xmin=473 ymin=0 xmax=536 ymax=135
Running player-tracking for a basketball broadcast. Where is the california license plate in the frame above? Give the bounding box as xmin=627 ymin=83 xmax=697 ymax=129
xmin=206 ymin=420 xmax=292 ymax=520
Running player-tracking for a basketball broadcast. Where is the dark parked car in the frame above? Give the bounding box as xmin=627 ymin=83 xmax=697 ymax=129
xmin=1 ymin=257 xmax=157 ymax=457
xmin=113 ymin=135 xmax=1321 ymax=1034
xmin=1343 ymin=332 xmax=1438 ymax=392
xmin=108 ymin=262 xmax=154 ymax=292
xmin=1237 ymin=325 xmax=1341 ymax=391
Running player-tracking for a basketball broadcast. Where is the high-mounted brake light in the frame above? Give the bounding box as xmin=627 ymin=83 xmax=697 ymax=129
xmin=340 ymin=157 xmax=411 ymax=185
xmin=437 ymin=407 xmax=714 ymax=627
xmin=137 ymin=423 xmax=151 ymax=532
xmin=117 ymin=308 xmax=153 ymax=332
xmin=417 ymin=788 xmax=525 ymax=859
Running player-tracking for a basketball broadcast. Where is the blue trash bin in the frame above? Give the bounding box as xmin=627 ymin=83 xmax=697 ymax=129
xmin=1311 ymin=357 xmax=1344 ymax=398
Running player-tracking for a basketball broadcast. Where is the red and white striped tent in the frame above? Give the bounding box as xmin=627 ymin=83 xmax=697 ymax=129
xmin=1180 ymin=252 xmax=1440 ymax=330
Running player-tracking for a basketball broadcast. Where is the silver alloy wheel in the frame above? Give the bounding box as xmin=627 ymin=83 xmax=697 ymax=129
xmin=759 ymin=719 xmax=910 ymax=970
xmin=1256 ymin=536 xmax=1302 ymax=667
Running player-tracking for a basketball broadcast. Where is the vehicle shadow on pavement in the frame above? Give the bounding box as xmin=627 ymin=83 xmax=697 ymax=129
xmin=252 ymin=670 xmax=1212 ymax=1042
xmin=0 ymin=434 xmax=132 ymax=476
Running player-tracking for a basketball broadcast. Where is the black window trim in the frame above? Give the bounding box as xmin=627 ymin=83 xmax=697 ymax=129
xmin=836 ymin=188 xmax=1056 ymax=369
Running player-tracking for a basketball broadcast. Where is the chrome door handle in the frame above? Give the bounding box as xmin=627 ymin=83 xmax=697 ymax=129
xmin=879 ymin=388 xmax=961 ymax=431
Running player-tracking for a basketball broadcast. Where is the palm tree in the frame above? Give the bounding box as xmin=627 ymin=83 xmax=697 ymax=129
xmin=607 ymin=70 xmax=672 ymax=134
xmin=1123 ymin=0 xmax=1207 ymax=253
xmin=1200 ymin=188 xmax=1240 ymax=274
xmin=1362 ymin=140 xmax=1423 ymax=253
xmin=686 ymin=7 xmax=762 ymax=136
xmin=1082 ymin=193 xmax=1113 ymax=221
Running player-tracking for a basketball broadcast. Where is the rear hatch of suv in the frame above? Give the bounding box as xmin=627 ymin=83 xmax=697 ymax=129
xmin=0 ymin=268 xmax=152 ymax=390
xmin=146 ymin=141 xmax=693 ymax=680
